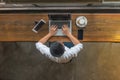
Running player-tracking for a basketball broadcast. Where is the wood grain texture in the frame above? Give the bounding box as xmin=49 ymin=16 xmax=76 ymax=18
xmin=0 ymin=13 xmax=120 ymax=42
xmin=73 ymin=14 xmax=120 ymax=42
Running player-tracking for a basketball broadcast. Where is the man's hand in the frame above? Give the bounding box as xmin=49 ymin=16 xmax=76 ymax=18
xmin=49 ymin=25 xmax=58 ymax=36
xmin=62 ymin=24 xmax=70 ymax=36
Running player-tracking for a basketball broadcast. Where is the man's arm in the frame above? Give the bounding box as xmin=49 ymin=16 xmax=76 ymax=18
xmin=62 ymin=25 xmax=83 ymax=58
xmin=39 ymin=33 xmax=52 ymax=44
xmin=67 ymin=33 xmax=80 ymax=45
xmin=39 ymin=25 xmax=58 ymax=44
xmin=62 ymin=25 xmax=80 ymax=45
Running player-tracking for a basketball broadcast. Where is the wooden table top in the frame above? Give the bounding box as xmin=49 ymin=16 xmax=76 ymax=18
xmin=0 ymin=13 xmax=120 ymax=42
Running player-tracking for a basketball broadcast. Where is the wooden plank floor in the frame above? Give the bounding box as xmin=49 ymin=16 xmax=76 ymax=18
xmin=0 ymin=13 xmax=120 ymax=42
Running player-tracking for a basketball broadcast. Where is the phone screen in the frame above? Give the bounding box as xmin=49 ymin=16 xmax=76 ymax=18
xmin=32 ymin=19 xmax=46 ymax=33
xmin=78 ymin=29 xmax=83 ymax=40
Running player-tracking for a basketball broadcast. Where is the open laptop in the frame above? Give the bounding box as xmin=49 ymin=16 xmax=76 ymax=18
xmin=48 ymin=13 xmax=72 ymax=36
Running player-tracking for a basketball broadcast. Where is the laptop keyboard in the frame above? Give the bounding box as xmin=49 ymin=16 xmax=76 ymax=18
xmin=49 ymin=20 xmax=72 ymax=36
xmin=50 ymin=20 xmax=71 ymax=29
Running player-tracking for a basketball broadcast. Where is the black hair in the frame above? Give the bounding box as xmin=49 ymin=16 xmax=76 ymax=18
xmin=50 ymin=41 xmax=65 ymax=57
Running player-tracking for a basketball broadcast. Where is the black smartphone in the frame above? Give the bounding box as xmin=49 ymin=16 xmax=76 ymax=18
xmin=78 ymin=29 xmax=83 ymax=40
xmin=32 ymin=19 xmax=46 ymax=33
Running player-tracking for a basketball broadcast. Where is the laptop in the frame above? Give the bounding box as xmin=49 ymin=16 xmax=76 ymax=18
xmin=49 ymin=14 xmax=72 ymax=36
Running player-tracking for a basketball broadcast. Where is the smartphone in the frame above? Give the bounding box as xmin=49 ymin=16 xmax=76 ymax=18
xmin=32 ymin=19 xmax=46 ymax=33
xmin=78 ymin=29 xmax=83 ymax=40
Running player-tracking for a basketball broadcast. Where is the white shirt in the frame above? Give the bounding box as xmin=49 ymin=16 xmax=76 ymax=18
xmin=35 ymin=42 xmax=83 ymax=63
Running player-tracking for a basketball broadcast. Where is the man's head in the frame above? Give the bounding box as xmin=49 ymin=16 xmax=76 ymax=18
xmin=50 ymin=41 xmax=65 ymax=57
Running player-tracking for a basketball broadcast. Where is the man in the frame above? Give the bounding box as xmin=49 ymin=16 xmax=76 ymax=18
xmin=35 ymin=24 xmax=83 ymax=63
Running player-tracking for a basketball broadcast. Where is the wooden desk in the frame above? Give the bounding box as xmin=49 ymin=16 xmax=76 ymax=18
xmin=0 ymin=13 xmax=120 ymax=42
